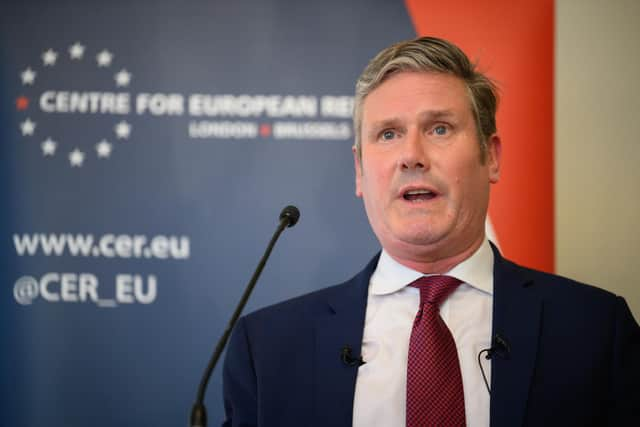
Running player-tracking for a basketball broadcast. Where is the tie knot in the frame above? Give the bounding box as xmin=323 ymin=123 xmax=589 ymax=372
xmin=410 ymin=275 xmax=462 ymax=307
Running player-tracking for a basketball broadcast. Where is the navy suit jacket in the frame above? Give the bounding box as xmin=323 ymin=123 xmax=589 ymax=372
xmin=222 ymin=247 xmax=640 ymax=426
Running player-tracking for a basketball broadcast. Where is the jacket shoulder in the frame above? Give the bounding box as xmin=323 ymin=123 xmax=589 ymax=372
xmin=245 ymin=279 xmax=349 ymax=324
xmin=243 ymin=253 xmax=378 ymax=327
xmin=500 ymin=256 xmax=621 ymax=304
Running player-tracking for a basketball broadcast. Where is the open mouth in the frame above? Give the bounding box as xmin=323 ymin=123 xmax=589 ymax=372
xmin=402 ymin=189 xmax=437 ymax=202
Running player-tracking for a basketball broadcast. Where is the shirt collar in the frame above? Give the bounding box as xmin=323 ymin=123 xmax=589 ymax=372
xmin=370 ymin=239 xmax=494 ymax=296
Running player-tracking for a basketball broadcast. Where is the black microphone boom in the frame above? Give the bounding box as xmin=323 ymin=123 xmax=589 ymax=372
xmin=190 ymin=205 xmax=301 ymax=427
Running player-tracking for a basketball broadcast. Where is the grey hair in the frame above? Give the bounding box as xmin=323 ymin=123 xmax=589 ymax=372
xmin=353 ymin=36 xmax=498 ymax=162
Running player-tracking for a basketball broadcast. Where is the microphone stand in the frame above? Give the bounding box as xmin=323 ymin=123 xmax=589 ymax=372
xmin=189 ymin=206 xmax=300 ymax=427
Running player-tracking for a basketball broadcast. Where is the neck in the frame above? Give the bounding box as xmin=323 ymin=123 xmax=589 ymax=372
xmin=387 ymin=235 xmax=485 ymax=274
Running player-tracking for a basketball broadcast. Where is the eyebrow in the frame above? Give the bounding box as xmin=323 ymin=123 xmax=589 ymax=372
xmin=417 ymin=109 xmax=456 ymax=121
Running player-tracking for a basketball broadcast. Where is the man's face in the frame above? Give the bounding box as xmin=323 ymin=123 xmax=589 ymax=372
xmin=354 ymin=71 xmax=500 ymax=266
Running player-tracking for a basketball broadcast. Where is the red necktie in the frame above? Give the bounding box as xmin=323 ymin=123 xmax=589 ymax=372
xmin=406 ymin=275 xmax=466 ymax=427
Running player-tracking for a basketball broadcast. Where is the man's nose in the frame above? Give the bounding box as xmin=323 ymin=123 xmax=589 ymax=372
xmin=399 ymin=130 xmax=428 ymax=171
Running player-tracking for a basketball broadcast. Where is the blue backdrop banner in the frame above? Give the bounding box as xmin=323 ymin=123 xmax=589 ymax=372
xmin=0 ymin=0 xmax=415 ymax=425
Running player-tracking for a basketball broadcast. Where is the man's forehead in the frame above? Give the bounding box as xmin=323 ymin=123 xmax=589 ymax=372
xmin=370 ymin=70 xmax=466 ymax=94
xmin=360 ymin=72 xmax=472 ymax=124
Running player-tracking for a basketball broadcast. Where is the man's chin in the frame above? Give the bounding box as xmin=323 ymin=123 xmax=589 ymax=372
xmin=392 ymin=221 xmax=445 ymax=244
xmin=386 ymin=230 xmax=448 ymax=254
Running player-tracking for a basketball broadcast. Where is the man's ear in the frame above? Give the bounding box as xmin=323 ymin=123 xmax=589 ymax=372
xmin=486 ymin=134 xmax=501 ymax=184
xmin=353 ymin=145 xmax=363 ymax=197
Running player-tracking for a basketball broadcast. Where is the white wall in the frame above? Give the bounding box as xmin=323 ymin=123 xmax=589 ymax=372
xmin=556 ymin=0 xmax=640 ymax=320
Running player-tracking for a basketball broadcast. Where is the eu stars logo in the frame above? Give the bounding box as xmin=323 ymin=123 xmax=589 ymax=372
xmin=15 ymin=42 xmax=135 ymax=169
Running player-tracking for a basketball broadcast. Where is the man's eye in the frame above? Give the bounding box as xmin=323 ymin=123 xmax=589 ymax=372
xmin=381 ymin=130 xmax=396 ymax=140
xmin=433 ymin=125 xmax=448 ymax=136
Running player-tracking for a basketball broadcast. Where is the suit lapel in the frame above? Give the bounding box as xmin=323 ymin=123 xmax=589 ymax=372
xmin=313 ymin=255 xmax=378 ymax=427
xmin=490 ymin=245 xmax=543 ymax=427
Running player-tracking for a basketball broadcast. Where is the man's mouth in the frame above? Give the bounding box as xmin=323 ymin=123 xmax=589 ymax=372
xmin=402 ymin=189 xmax=438 ymax=202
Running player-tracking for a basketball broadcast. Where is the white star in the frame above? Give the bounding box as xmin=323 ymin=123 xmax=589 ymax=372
xmin=42 ymin=49 xmax=58 ymax=66
xmin=114 ymin=69 xmax=132 ymax=87
xmin=95 ymin=139 xmax=113 ymax=158
xmin=41 ymin=138 xmax=57 ymax=156
xmin=96 ymin=50 xmax=113 ymax=67
xmin=20 ymin=118 xmax=36 ymax=136
xmin=69 ymin=148 xmax=85 ymax=167
xmin=20 ymin=67 xmax=36 ymax=85
xmin=114 ymin=121 xmax=131 ymax=139
xmin=69 ymin=42 xmax=85 ymax=60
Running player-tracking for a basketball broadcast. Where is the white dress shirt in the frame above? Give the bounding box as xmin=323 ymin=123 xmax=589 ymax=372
xmin=352 ymin=239 xmax=494 ymax=427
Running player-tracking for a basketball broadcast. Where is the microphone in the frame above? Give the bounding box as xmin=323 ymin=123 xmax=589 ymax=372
xmin=341 ymin=345 xmax=365 ymax=367
xmin=280 ymin=205 xmax=300 ymax=227
xmin=189 ymin=205 xmax=301 ymax=427
xmin=485 ymin=334 xmax=511 ymax=360
xmin=487 ymin=334 xmax=511 ymax=360
xmin=477 ymin=333 xmax=511 ymax=394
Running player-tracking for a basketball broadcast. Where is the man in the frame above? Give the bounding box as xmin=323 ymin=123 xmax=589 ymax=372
xmin=222 ymin=37 xmax=639 ymax=426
